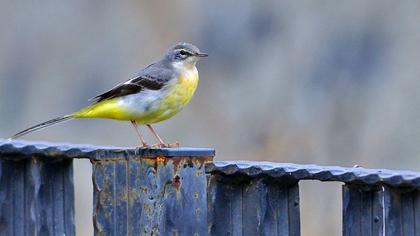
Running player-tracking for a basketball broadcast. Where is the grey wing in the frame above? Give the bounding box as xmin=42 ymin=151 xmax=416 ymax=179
xmin=90 ymin=63 xmax=174 ymax=103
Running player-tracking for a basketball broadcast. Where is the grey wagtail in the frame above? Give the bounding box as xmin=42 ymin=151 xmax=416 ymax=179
xmin=11 ymin=42 xmax=208 ymax=147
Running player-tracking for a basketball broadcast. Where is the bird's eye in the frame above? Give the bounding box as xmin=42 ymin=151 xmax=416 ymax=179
xmin=179 ymin=50 xmax=187 ymax=56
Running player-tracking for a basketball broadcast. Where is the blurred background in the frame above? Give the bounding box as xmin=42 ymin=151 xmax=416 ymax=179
xmin=1 ymin=1 xmax=420 ymax=235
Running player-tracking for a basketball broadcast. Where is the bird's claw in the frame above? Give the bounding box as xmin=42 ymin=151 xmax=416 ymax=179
xmin=165 ymin=141 xmax=180 ymax=148
xmin=150 ymin=142 xmax=180 ymax=148
xmin=138 ymin=142 xmax=150 ymax=148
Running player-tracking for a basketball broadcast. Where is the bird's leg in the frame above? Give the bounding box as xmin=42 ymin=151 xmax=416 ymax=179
xmin=146 ymin=124 xmax=167 ymax=147
xmin=146 ymin=124 xmax=180 ymax=148
xmin=131 ymin=121 xmax=149 ymax=148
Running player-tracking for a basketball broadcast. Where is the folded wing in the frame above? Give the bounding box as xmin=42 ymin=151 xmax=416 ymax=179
xmin=91 ymin=63 xmax=173 ymax=103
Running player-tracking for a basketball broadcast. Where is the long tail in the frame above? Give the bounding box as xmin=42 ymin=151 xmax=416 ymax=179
xmin=11 ymin=115 xmax=74 ymax=139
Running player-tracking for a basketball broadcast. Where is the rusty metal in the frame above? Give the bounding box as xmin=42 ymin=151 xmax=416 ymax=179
xmin=92 ymin=154 xmax=213 ymax=235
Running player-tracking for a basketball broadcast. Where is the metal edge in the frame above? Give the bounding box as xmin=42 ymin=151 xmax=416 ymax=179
xmin=206 ymin=161 xmax=420 ymax=188
xmin=0 ymin=139 xmax=215 ymax=160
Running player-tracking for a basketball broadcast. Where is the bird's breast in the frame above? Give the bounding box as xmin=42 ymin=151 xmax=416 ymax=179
xmin=129 ymin=67 xmax=199 ymax=124
xmin=159 ymin=68 xmax=199 ymax=111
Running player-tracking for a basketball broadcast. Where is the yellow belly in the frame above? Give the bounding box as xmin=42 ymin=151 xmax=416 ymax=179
xmin=73 ymin=72 xmax=199 ymax=124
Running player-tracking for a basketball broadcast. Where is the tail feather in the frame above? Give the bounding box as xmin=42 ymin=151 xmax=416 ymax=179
xmin=11 ymin=115 xmax=73 ymax=139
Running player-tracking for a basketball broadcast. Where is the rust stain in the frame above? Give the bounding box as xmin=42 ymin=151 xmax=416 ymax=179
xmin=137 ymin=155 xmax=213 ymax=175
xmin=171 ymin=156 xmax=213 ymax=174
xmin=139 ymin=186 xmax=148 ymax=194
xmin=170 ymin=157 xmax=184 ymax=174
xmin=143 ymin=203 xmax=151 ymax=216
xmin=173 ymin=175 xmax=181 ymax=190
xmin=142 ymin=157 xmax=158 ymax=166
xmin=156 ymin=156 xmax=165 ymax=163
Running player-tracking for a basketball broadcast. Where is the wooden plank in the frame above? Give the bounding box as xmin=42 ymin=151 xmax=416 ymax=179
xmin=414 ymin=191 xmax=420 ymax=236
xmin=62 ymin=159 xmax=76 ymax=235
xmin=287 ymin=184 xmax=301 ymax=236
xmin=242 ymin=179 xmax=265 ymax=235
xmin=342 ymin=184 xmax=383 ymax=236
xmin=207 ymin=175 xmax=300 ymax=236
xmin=33 ymin=159 xmax=75 ymax=236
xmin=401 ymin=191 xmax=414 ymax=236
xmin=0 ymin=160 xmax=24 ymax=236
xmin=383 ymin=188 xmax=420 ymax=236
xmin=230 ymin=183 xmax=244 ymax=236
xmin=0 ymin=158 xmax=75 ymax=236
xmin=383 ymin=187 xmax=403 ymax=236
xmin=207 ymin=175 xmax=242 ymax=236
xmin=342 ymin=185 xmax=420 ymax=236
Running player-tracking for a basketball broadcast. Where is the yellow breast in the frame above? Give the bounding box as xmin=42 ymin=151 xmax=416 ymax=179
xmin=167 ymin=68 xmax=199 ymax=107
xmin=145 ymin=68 xmax=199 ymax=123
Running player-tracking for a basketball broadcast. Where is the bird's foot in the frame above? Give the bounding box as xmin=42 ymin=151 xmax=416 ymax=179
xmin=151 ymin=142 xmax=180 ymax=148
xmin=165 ymin=141 xmax=180 ymax=148
xmin=138 ymin=142 xmax=150 ymax=148
xmin=149 ymin=143 xmax=162 ymax=148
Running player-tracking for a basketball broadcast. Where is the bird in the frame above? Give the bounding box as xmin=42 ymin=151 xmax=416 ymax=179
xmin=11 ymin=42 xmax=208 ymax=148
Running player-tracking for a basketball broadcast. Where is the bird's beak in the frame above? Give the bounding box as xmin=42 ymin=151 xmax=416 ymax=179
xmin=196 ymin=52 xmax=208 ymax=57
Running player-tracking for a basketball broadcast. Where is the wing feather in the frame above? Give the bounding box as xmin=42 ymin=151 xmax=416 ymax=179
xmin=90 ymin=62 xmax=173 ymax=103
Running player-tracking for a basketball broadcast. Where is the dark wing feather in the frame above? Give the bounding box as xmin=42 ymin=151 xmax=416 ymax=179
xmin=91 ymin=83 xmax=142 ymax=103
xmin=90 ymin=63 xmax=173 ymax=103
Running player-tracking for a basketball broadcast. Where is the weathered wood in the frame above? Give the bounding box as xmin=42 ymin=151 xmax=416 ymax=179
xmin=0 ymin=158 xmax=75 ymax=236
xmin=383 ymin=187 xmax=420 ymax=236
xmin=207 ymin=175 xmax=243 ymax=236
xmin=207 ymin=174 xmax=300 ymax=236
xmin=342 ymin=184 xmax=383 ymax=236
xmin=343 ymin=185 xmax=420 ymax=236
xmin=92 ymin=151 xmax=213 ymax=236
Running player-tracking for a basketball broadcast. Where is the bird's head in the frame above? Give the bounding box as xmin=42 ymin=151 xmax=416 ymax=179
xmin=165 ymin=42 xmax=208 ymax=70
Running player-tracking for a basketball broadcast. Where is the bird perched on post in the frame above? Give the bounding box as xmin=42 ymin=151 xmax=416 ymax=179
xmin=11 ymin=42 xmax=208 ymax=147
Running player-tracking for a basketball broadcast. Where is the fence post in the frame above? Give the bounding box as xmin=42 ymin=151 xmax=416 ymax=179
xmin=382 ymin=187 xmax=420 ymax=236
xmin=0 ymin=157 xmax=75 ymax=236
xmin=342 ymin=184 xmax=383 ymax=236
xmin=91 ymin=148 xmax=214 ymax=236
xmin=343 ymin=185 xmax=420 ymax=236
xmin=207 ymin=174 xmax=300 ymax=236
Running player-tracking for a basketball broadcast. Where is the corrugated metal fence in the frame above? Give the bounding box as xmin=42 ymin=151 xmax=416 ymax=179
xmin=0 ymin=140 xmax=419 ymax=235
